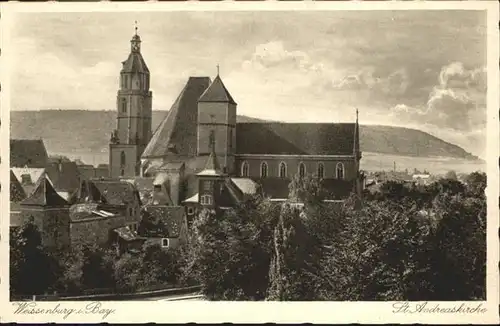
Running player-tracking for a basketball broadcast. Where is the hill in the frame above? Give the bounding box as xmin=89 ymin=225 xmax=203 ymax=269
xmin=10 ymin=110 xmax=478 ymax=160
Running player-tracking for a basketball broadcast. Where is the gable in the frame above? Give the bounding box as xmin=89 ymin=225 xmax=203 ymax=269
xmin=236 ymin=123 xmax=358 ymax=156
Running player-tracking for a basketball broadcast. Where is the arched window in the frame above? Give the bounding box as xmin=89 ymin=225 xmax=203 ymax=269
xmin=317 ymin=163 xmax=325 ymax=179
xmin=260 ymin=161 xmax=268 ymax=178
xmin=336 ymin=162 xmax=345 ymax=180
xmin=298 ymin=162 xmax=306 ymax=178
xmin=279 ymin=162 xmax=287 ymax=178
xmin=241 ymin=161 xmax=249 ymax=177
xmin=120 ymin=98 xmax=127 ymax=113
xmin=120 ymin=151 xmax=126 ymax=166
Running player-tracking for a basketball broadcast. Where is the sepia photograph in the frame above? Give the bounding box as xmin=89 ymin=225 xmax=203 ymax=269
xmin=1 ymin=1 xmax=498 ymax=324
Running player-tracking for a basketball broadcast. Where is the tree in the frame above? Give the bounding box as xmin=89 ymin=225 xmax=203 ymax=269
xmin=81 ymin=244 xmax=116 ymax=290
xmin=465 ymin=171 xmax=486 ymax=197
xmin=267 ymin=203 xmax=319 ymax=301
xmin=427 ymin=192 xmax=486 ymax=300
xmin=114 ymin=253 xmax=142 ymax=292
xmin=10 ymin=222 xmax=61 ymax=296
xmin=444 ymin=170 xmax=458 ymax=180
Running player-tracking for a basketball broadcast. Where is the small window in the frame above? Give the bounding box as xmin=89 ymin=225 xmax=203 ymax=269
xmin=260 ymin=161 xmax=268 ymax=178
xmin=120 ymin=151 xmax=126 ymax=166
xmin=241 ymin=161 xmax=249 ymax=177
xmin=200 ymin=194 xmax=213 ymax=206
xmin=120 ymin=169 xmax=125 ymax=177
xmin=162 ymin=238 xmax=169 ymax=248
xmin=299 ymin=162 xmax=306 ymax=178
xmin=187 ymin=207 xmax=195 ymax=215
xmin=317 ymin=163 xmax=324 ymax=179
xmin=229 ymin=129 xmax=233 ymax=151
xmin=153 ymin=185 xmax=162 ymax=192
xmin=279 ymin=162 xmax=287 ymax=178
xmin=121 ymin=98 xmax=127 ymax=113
xmin=336 ymin=162 xmax=345 ymax=180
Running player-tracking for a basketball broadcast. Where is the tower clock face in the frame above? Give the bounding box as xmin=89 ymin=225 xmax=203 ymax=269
xmin=133 ymin=44 xmax=139 ymax=51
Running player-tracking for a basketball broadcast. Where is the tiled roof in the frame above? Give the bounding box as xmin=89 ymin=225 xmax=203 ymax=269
xmin=230 ymin=178 xmax=258 ymax=195
xmin=121 ymin=52 xmax=149 ymax=74
xmin=92 ymin=180 xmax=141 ymax=206
xmin=76 ymin=180 xmax=108 ymax=204
xmin=198 ymin=75 xmax=236 ymax=104
xmin=45 ymin=161 xmax=80 ymax=192
xmin=114 ymin=226 xmax=139 ymax=242
xmin=10 ymin=139 xmax=49 ymax=168
xmin=10 ymin=168 xmax=45 ymax=188
xmin=142 ymin=77 xmax=211 ymax=158
xmin=10 ymin=170 xmax=27 ymax=202
xmin=69 ymin=203 xmax=118 ymax=222
xmin=143 ymin=205 xmax=185 ymax=238
xmin=235 ymin=123 xmax=358 ymax=156
xmin=20 ymin=173 xmax=69 ymax=207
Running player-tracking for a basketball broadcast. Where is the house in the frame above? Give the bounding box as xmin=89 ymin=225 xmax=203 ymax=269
xmin=44 ymin=161 xmax=81 ymax=202
xmin=10 ymin=170 xmax=27 ymax=230
xmin=412 ymin=173 xmax=432 ymax=185
xmin=69 ymin=202 xmax=128 ymax=248
xmin=77 ymin=163 xmax=109 ymax=181
xmin=140 ymin=205 xmax=188 ymax=249
xmin=10 ymin=139 xmax=49 ymax=168
xmin=74 ymin=179 xmax=142 ymax=231
xmin=18 ymin=173 xmax=71 ymax=249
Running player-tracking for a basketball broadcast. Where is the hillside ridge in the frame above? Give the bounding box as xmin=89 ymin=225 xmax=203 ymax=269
xmin=10 ymin=110 xmax=478 ymax=160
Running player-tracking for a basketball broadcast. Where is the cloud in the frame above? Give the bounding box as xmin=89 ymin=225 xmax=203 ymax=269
xmin=388 ymin=61 xmax=487 ymax=156
xmin=332 ymin=67 xmax=410 ymax=96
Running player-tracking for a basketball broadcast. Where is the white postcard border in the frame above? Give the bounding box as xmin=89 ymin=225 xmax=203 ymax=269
xmin=0 ymin=1 xmax=498 ymax=324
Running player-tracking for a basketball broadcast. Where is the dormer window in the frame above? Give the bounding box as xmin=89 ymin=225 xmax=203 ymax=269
xmin=200 ymin=194 xmax=213 ymax=206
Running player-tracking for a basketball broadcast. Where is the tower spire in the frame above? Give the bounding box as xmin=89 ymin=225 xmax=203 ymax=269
xmin=216 ymin=64 xmax=220 ymax=76
xmin=135 ymin=20 xmax=138 ymax=35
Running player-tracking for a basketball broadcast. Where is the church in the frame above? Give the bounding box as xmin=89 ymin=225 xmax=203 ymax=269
xmin=109 ymin=30 xmax=363 ymax=212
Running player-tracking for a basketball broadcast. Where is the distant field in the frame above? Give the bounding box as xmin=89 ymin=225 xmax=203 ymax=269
xmin=52 ymin=150 xmax=485 ymax=175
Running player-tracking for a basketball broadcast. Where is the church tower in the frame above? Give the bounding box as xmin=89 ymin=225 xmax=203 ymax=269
xmin=197 ymin=68 xmax=237 ymax=174
xmin=110 ymin=24 xmax=153 ymax=178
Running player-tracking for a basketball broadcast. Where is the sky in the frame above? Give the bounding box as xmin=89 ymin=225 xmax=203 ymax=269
xmin=9 ymin=10 xmax=487 ymax=157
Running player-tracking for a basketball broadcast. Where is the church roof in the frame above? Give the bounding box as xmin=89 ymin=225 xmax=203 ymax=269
xmin=10 ymin=139 xmax=49 ymax=168
xmin=142 ymin=77 xmax=211 ymax=158
xmin=198 ymin=75 xmax=236 ymax=104
xmin=121 ymin=52 xmax=149 ymax=74
xmin=235 ymin=123 xmax=359 ymax=156
xmin=20 ymin=173 xmax=69 ymax=207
